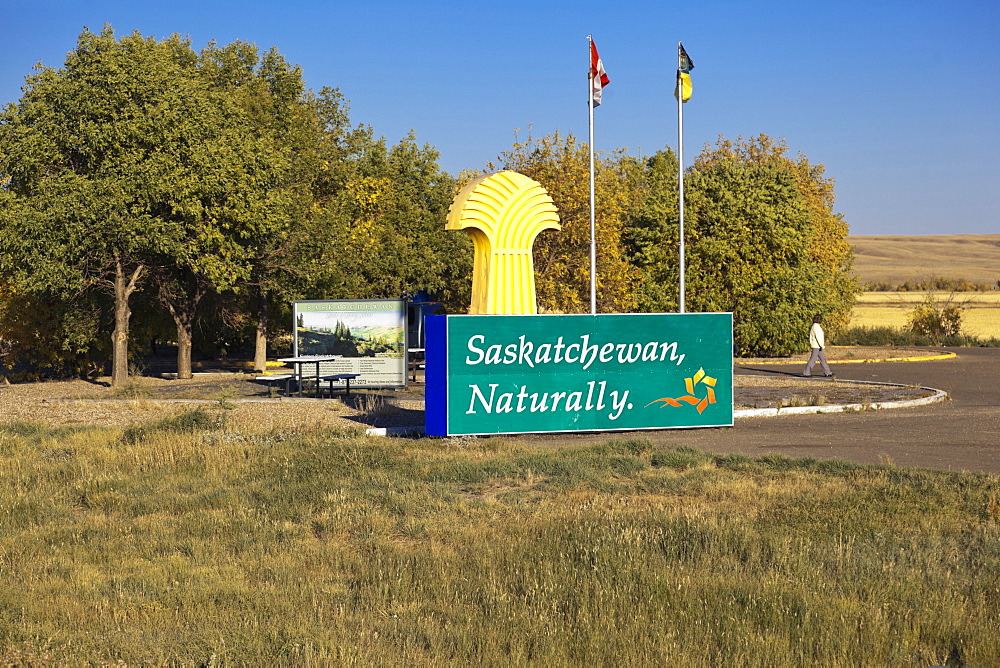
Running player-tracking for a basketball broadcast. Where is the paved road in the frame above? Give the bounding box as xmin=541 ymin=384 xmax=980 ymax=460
xmin=529 ymin=347 xmax=1000 ymax=474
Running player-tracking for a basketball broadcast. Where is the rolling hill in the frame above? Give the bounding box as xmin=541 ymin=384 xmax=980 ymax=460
xmin=850 ymin=234 xmax=1000 ymax=286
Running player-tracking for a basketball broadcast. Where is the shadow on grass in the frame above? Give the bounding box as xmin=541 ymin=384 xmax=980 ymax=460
xmin=318 ymin=391 xmax=424 ymax=430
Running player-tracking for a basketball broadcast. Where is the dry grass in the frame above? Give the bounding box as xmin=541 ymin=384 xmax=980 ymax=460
xmin=850 ymin=292 xmax=1000 ymax=337
xmin=850 ymin=234 xmax=1000 ymax=285
xmin=1 ymin=428 xmax=998 ymax=665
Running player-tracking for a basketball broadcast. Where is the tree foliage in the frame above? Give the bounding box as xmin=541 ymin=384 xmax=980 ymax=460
xmin=0 ymin=285 xmax=106 ymax=378
xmin=0 ymin=27 xmax=333 ymax=380
xmin=0 ymin=28 xmax=281 ymax=380
xmin=310 ymin=129 xmax=472 ymax=312
xmin=707 ymin=135 xmax=856 ymax=333
xmin=1 ymin=27 xmax=859 ymax=375
xmin=490 ymin=131 xmax=639 ymax=313
xmin=622 ymin=148 xmax=680 ymax=312
xmin=626 ymin=135 xmax=856 ymax=356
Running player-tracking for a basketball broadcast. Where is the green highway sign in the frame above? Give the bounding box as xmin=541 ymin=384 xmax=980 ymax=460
xmin=425 ymin=313 xmax=733 ymax=436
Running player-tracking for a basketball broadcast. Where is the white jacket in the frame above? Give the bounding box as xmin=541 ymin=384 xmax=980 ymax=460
xmin=809 ymin=322 xmax=825 ymax=350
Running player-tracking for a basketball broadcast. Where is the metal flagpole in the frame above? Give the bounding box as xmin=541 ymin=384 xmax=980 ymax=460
xmin=677 ymin=42 xmax=686 ymax=314
xmin=587 ymin=36 xmax=598 ymax=315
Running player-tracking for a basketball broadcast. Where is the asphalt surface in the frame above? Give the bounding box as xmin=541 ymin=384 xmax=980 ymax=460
xmin=528 ymin=347 xmax=1000 ymax=475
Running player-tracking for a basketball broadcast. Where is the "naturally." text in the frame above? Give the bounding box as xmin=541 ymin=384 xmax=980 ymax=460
xmin=466 ymin=380 xmax=632 ymax=421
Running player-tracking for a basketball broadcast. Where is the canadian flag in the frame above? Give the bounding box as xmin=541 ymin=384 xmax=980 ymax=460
xmin=590 ymin=39 xmax=610 ymax=107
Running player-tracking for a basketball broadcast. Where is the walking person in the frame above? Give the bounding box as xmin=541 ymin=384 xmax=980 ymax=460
xmin=803 ymin=314 xmax=834 ymax=377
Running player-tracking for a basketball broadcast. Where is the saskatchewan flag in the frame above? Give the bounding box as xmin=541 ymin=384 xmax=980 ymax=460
xmin=678 ymin=42 xmax=694 ymax=73
xmin=675 ymin=42 xmax=694 ymax=102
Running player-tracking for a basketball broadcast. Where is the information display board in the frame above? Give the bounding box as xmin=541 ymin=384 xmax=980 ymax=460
xmin=425 ymin=313 xmax=732 ymax=436
xmin=293 ymin=299 xmax=407 ymax=388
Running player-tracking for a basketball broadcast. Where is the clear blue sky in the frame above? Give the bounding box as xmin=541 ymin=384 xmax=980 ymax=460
xmin=2 ymin=0 xmax=998 ymax=235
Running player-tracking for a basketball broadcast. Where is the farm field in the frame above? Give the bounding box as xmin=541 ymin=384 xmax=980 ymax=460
xmin=850 ymin=291 xmax=1000 ymax=338
xmin=850 ymin=234 xmax=1000 ymax=286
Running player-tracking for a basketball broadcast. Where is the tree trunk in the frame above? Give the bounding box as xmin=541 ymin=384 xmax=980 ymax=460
xmin=158 ymin=272 xmax=206 ymax=381
xmin=110 ymin=261 xmax=143 ymax=387
xmin=174 ymin=310 xmax=194 ymax=380
xmin=253 ymin=288 xmax=268 ymax=374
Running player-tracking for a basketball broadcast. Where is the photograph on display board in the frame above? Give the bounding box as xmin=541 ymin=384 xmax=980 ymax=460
xmin=297 ymin=306 xmax=405 ymax=358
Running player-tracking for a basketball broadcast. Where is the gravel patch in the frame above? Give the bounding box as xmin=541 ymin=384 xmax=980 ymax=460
xmin=732 ymin=374 xmax=935 ymax=409
xmin=0 ymin=375 xmax=411 ymax=431
xmin=0 ymin=370 xmax=939 ymax=432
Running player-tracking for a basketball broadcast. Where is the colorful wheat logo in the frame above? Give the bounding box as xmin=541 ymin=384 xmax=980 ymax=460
xmin=645 ymin=367 xmax=717 ymax=414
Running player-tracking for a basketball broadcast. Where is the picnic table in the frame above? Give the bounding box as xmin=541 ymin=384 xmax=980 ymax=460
xmin=277 ymin=355 xmax=342 ymax=397
xmin=317 ymin=372 xmax=361 ymax=398
xmin=253 ymin=372 xmax=296 ymax=395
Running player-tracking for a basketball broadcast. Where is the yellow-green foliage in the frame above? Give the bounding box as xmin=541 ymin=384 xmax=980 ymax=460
xmin=0 ymin=288 xmax=106 ymax=378
xmin=1 ymin=421 xmax=998 ymax=665
xmin=906 ymin=294 xmax=964 ymax=343
xmin=488 ymin=131 xmax=640 ymax=314
xmin=686 ymin=136 xmax=857 ymax=355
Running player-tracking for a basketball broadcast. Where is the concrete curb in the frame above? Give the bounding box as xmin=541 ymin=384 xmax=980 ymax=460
xmin=740 ymin=346 xmax=957 ymax=366
xmin=824 ymin=351 xmax=957 ymax=364
xmin=365 ymin=425 xmax=426 ymax=437
xmin=361 ymin=380 xmax=949 ymax=435
xmin=734 ymin=379 xmax=949 ymax=419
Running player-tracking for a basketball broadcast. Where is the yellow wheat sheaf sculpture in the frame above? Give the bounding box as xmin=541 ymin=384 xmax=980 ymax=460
xmin=446 ymin=171 xmax=561 ymax=314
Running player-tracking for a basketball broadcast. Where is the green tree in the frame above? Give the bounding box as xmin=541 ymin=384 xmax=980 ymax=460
xmin=684 ymin=135 xmax=856 ymax=355
xmin=311 ymin=130 xmax=472 ymax=311
xmin=0 ymin=28 xmax=164 ymax=385
xmin=790 ymin=150 xmax=856 ymax=333
xmin=0 ymin=27 xmax=315 ymax=382
xmin=625 ymin=135 xmax=856 ymax=356
xmin=149 ymin=39 xmax=318 ymax=379
xmin=205 ymin=49 xmax=331 ymax=373
xmin=623 ymin=148 xmax=681 ymax=312
xmin=217 ymin=87 xmax=363 ymax=373
xmin=0 ymin=282 xmax=106 ymax=379
xmin=490 ymin=131 xmax=639 ymax=313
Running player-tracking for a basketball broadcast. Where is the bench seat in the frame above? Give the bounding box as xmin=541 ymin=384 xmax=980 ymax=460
xmin=254 ymin=373 xmax=296 ymax=395
xmin=318 ymin=373 xmax=361 ymax=397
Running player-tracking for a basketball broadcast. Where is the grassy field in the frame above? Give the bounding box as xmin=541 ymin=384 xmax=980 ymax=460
xmin=850 ymin=234 xmax=1000 ymax=286
xmin=850 ymin=292 xmax=1000 ymax=338
xmin=2 ymin=413 xmax=999 ymax=665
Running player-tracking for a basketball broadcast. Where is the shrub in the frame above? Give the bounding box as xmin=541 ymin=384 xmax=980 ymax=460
xmin=835 ymin=326 xmax=930 ymax=347
xmin=119 ymin=408 xmax=225 ymax=445
xmin=835 ymin=326 xmax=999 ymax=348
xmin=907 ymin=293 xmax=964 ymax=344
xmin=863 ymin=277 xmax=999 ymax=292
